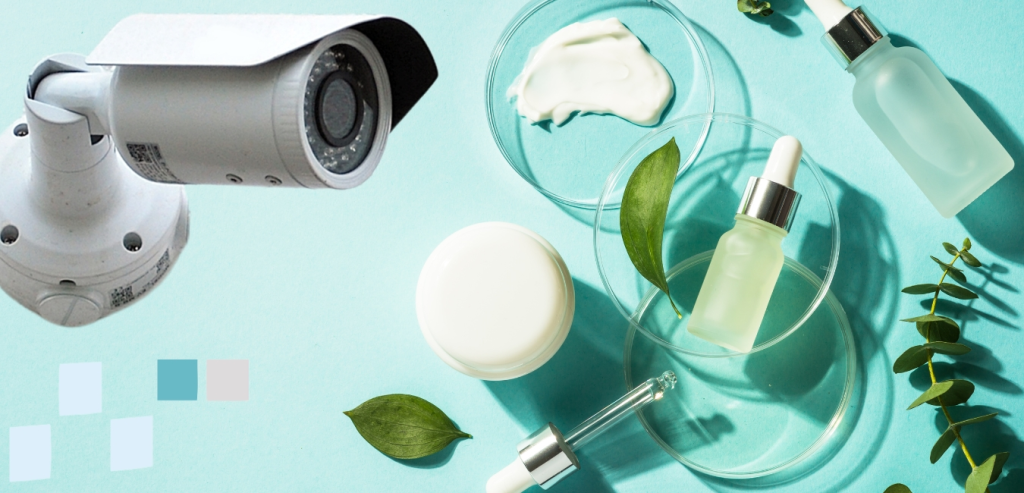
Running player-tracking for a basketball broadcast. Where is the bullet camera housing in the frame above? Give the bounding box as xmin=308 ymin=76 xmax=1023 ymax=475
xmin=0 ymin=15 xmax=437 ymax=326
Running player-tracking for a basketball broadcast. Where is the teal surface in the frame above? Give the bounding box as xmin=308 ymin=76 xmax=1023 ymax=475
xmin=156 ymin=361 xmax=198 ymax=401
xmin=0 ymin=1 xmax=1022 ymax=492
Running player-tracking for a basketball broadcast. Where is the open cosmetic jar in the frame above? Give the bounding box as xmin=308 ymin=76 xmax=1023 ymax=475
xmin=595 ymin=114 xmax=857 ymax=478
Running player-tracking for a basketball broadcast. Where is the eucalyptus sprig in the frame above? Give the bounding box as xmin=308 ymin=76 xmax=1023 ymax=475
xmin=738 ymin=0 xmax=774 ymax=17
xmin=887 ymin=238 xmax=1010 ymax=493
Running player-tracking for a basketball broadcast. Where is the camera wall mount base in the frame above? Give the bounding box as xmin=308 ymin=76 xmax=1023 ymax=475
xmin=0 ymin=117 xmax=188 ymax=327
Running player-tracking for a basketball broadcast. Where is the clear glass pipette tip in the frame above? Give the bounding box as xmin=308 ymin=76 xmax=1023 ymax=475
xmin=563 ymin=370 xmax=677 ymax=451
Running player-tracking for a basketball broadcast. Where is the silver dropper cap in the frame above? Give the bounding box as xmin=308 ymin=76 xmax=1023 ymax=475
xmin=821 ymin=7 xmax=888 ymax=68
xmin=737 ymin=136 xmax=802 ymax=231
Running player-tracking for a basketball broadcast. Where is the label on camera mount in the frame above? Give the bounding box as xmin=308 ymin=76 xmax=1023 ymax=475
xmin=109 ymin=250 xmax=172 ymax=308
xmin=125 ymin=143 xmax=184 ymax=184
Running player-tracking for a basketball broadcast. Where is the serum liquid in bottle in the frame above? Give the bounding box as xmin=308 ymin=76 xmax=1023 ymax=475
xmin=687 ymin=136 xmax=802 ymax=353
xmin=805 ymin=0 xmax=1013 ymax=218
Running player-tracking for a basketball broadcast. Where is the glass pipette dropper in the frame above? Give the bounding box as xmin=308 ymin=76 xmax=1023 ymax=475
xmin=486 ymin=371 xmax=677 ymax=493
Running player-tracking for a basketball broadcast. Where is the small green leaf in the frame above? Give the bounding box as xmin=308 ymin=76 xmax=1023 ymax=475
xmin=960 ymin=250 xmax=981 ymax=268
xmin=345 ymin=394 xmax=471 ymax=459
xmin=620 ymin=138 xmax=682 ymax=318
xmin=952 ymin=413 xmax=997 ymax=428
xmin=737 ymin=0 xmax=755 ymax=13
xmin=931 ymin=256 xmax=968 ymax=284
xmin=893 ymin=345 xmax=930 ymax=374
xmin=901 ymin=284 xmax=940 ymax=295
xmin=758 ymin=7 xmax=774 ymax=16
xmin=927 ymin=379 xmax=975 ymax=407
xmin=908 ymin=381 xmax=954 ymax=410
xmin=917 ymin=319 xmax=960 ymax=343
xmin=924 ymin=341 xmax=971 ymax=356
xmin=966 ymin=454 xmax=997 ymax=493
xmin=939 ymin=283 xmax=978 ymax=300
xmin=902 ymin=314 xmax=951 ymax=324
xmin=989 ymin=452 xmax=1011 ymax=484
xmin=963 ymin=237 xmax=972 ymax=250
xmin=930 ymin=427 xmax=957 ymax=463
xmin=943 ymin=242 xmax=959 ymax=256
xmin=908 ymin=380 xmax=974 ymax=409
xmin=884 ymin=484 xmax=912 ymax=493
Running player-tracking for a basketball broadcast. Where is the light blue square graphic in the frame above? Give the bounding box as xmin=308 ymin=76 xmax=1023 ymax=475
xmin=157 ymin=359 xmax=197 ymax=401
xmin=59 ymin=362 xmax=102 ymax=416
xmin=111 ymin=416 xmax=153 ymax=472
xmin=9 ymin=425 xmax=51 ymax=482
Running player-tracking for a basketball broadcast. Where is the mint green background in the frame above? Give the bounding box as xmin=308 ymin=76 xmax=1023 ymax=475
xmin=1 ymin=1 xmax=1022 ymax=492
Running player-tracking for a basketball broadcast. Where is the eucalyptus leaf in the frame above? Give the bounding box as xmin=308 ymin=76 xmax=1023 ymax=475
xmin=917 ymin=319 xmax=960 ymax=343
xmin=930 ymin=427 xmax=957 ymax=464
xmin=943 ymin=242 xmax=959 ymax=256
xmin=893 ymin=345 xmax=930 ymax=374
xmin=939 ymin=283 xmax=978 ymax=300
xmin=908 ymin=380 xmax=974 ymax=409
xmin=952 ymin=413 xmax=998 ymax=428
xmin=963 ymin=237 xmax=972 ymax=250
xmin=966 ymin=454 xmax=996 ymax=493
xmin=926 ymin=379 xmax=975 ymax=407
xmin=989 ymin=451 xmax=1010 ymax=484
xmin=620 ymin=138 xmax=682 ymax=317
xmin=930 ymin=256 xmax=967 ymax=284
xmin=960 ymin=250 xmax=981 ymax=268
xmin=902 ymin=313 xmax=953 ymax=324
xmin=902 ymin=284 xmax=939 ymax=295
xmin=884 ymin=485 xmax=912 ymax=493
xmin=737 ymin=0 xmax=754 ymax=13
xmin=344 ymin=394 xmax=471 ymax=460
xmin=924 ymin=341 xmax=971 ymax=356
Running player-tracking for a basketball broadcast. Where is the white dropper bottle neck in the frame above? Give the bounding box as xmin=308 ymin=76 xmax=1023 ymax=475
xmin=762 ymin=136 xmax=802 ymax=188
xmin=805 ymin=0 xmax=854 ymax=30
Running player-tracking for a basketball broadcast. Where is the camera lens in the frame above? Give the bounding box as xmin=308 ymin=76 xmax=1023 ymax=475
xmin=304 ymin=44 xmax=379 ymax=175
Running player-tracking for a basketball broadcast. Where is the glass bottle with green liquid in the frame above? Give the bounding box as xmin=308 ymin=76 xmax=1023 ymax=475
xmin=687 ymin=136 xmax=802 ymax=353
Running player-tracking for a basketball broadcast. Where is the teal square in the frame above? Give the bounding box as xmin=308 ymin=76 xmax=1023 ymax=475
xmin=157 ymin=359 xmax=198 ymax=401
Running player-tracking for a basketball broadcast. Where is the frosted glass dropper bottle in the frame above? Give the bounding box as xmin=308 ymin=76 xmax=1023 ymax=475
xmin=805 ymin=0 xmax=1013 ymax=218
xmin=687 ymin=136 xmax=802 ymax=353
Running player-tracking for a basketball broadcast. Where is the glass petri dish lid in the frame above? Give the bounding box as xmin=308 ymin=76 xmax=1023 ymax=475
xmin=594 ymin=113 xmax=840 ymax=357
xmin=486 ymin=0 xmax=714 ymax=209
xmin=625 ymin=262 xmax=857 ymax=478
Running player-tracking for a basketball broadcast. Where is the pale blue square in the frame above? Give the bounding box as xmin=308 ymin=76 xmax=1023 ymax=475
xmin=111 ymin=416 xmax=153 ymax=472
xmin=59 ymin=362 xmax=102 ymax=416
xmin=9 ymin=425 xmax=51 ymax=482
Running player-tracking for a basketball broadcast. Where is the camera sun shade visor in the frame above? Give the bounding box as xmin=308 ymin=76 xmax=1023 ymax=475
xmin=84 ymin=15 xmax=438 ymax=189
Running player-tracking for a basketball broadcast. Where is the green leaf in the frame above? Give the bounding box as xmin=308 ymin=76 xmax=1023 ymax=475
xmin=931 ymin=256 xmax=968 ymax=284
xmin=963 ymin=237 xmax=972 ymax=250
xmin=893 ymin=345 xmax=930 ymax=374
xmin=927 ymin=379 xmax=975 ymax=407
xmin=901 ymin=284 xmax=939 ymax=295
xmin=917 ymin=319 xmax=960 ymax=343
xmin=952 ymin=413 xmax=998 ymax=428
xmin=966 ymin=454 xmax=997 ymax=493
xmin=884 ymin=485 xmax=912 ymax=493
xmin=930 ymin=427 xmax=957 ymax=463
xmin=908 ymin=379 xmax=974 ymax=409
xmin=924 ymin=341 xmax=971 ymax=356
xmin=620 ymin=138 xmax=682 ymax=318
xmin=943 ymin=242 xmax=959 ymax=256
xmin=737 ymin=0 xmax=755 ymax=13
xmin=989 ymin=451 xmax=1011 ymax=484
xmin=902 ymin=313 xmax=952 ymax=324
xmin=344 ymin=394 xmax=471 ymax=459
xmin=960 ymin=250 xmax=982 ymax=268
xmin=939 ymin=283 xmax=978 ymax=300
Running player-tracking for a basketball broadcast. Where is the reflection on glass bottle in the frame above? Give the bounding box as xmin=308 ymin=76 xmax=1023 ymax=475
xmin=806 ymin=0 xmax=1013 ymax=218
xmin=688 ymin=137 xmax=802 ymax=353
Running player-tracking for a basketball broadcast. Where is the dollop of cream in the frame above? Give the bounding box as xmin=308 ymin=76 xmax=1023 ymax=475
xmin=508 ymin=18 xmax=674 ymax=126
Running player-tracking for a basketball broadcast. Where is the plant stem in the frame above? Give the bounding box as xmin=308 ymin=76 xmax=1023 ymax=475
xmin=925 ymin=251 xmax=988 ymax=491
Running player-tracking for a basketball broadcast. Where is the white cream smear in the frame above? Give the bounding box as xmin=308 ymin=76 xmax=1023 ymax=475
xmin=508 ymin=18 xmax=674 ymax=126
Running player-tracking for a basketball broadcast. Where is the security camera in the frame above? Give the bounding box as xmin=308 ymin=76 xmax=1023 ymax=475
xmin=0 ymin=15 xmax=437 ymax=327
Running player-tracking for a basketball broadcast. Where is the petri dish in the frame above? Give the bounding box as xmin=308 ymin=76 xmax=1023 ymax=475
xmin=594 ymin=113 xmax=840 ymax=357
xmin=486 ymin=0 xmax=714 ymax=209
xmin=624 ymin=257 xmax=857 ymax=478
